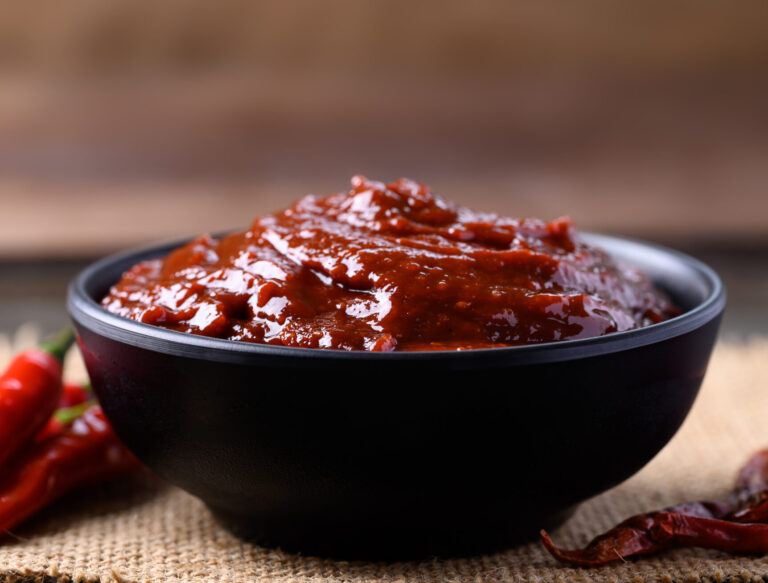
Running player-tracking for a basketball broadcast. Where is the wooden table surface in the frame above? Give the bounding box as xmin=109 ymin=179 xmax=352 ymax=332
xmin=0 ymin=73 xmax=766 ymax=258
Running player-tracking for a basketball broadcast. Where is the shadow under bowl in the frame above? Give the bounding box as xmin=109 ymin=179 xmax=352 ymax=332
xmin=67 ymin=233 xmax=725 ymax=559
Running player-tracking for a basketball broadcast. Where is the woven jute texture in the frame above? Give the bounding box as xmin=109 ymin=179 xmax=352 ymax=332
xmin=0 ymin=330 xmax=767 ymax=583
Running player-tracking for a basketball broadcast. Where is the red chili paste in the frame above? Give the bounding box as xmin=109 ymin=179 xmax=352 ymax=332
xmin=102 ymin=176 xmax=679 ymax=351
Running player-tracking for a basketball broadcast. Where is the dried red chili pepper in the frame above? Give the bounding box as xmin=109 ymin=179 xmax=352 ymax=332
xmin=732 ymin=450 xmax=768 ymax=506
xmin=540 ymin=501 xmax=732 ymax=567
xmin=541 ymin=448 xmax=768 ymax=567
xmin=0 ymin=405 xmax=140 ymax=535
xmin=652 ymin=513 xmax=768 ymax=554
xmin=0 ymin=329 xmax=74 ymax=468
xmin=730 ymin=449 xmax=768 ymax=523
xmin=732 ymin=498 xmax=768 ymax=524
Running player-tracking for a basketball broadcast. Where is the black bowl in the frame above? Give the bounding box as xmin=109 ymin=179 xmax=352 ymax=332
xmin=67 ymin=233 xmax=725 ymax=559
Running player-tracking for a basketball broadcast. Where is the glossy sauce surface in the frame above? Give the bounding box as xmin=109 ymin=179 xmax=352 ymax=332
xmin=102 ymin=176 xmax=679 ymax=351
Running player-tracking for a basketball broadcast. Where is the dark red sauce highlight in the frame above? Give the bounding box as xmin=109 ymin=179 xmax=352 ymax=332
xmin=102 ymin=176 xmax=679 ymax=351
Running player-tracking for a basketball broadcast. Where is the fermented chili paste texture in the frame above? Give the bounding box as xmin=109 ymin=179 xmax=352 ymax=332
xmin=102 ymin=176 xmax=679 ymax=351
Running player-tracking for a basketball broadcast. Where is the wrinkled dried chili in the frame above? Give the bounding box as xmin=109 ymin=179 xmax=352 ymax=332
xmin=541 ymin=449 xmax=768 ymax=566
xmin=729 ymin=449 xmax=768 ymax=523
xmin=540 ymin=502 xmax=732 ymax=567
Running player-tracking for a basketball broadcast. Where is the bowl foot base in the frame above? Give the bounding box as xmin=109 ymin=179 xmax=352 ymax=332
xmin=208 ymin=504 xmax=578 ymax=560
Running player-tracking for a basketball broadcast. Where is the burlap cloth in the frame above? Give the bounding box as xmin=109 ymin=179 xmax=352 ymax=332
xmin=1 ymin=330 xmax=767 ymax=583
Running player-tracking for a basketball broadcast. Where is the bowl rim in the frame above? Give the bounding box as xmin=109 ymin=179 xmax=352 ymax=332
xmin=67 ymin=231 xmax=726 ymax=365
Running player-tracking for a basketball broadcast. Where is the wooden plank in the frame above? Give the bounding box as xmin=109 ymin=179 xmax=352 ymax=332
xmin=1 ymin=168 xmax=766 ymax=259
xmin=0 ymin=73 xmax=766 ymax=257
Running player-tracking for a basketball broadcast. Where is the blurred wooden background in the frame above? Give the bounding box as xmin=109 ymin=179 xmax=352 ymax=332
xmin=0 ymin=0 xmax=766 ymax=258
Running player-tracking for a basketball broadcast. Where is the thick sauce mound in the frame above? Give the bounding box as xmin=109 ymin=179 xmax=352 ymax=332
xmin=102 ymin=176 xmax=679 ymax=351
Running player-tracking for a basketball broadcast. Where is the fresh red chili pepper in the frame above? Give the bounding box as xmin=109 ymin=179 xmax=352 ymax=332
xmin=59 ymin=383 xmax=91 ymax=408
xmin=34 ymin=400 xmax=94 ymax=444
xmin=540 ymin=501 xmax=732 ymax=567
xmin=34 ymin=383 xmax=93 ymax=444
xmin=0 ymin=405 xmax=140 ymax=536
xmin=0 ymin=329 xmax=74 ymax=468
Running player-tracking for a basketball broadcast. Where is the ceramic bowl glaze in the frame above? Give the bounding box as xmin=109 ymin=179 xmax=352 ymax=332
xmin=67 ymin=233 xmax=725 ymax=559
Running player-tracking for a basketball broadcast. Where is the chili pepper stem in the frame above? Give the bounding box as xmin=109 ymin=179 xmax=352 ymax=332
xmin=38 ymin=329 xmax=76 ymax=363
xmin=52 ymin=402 xmax=94 ymax=425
